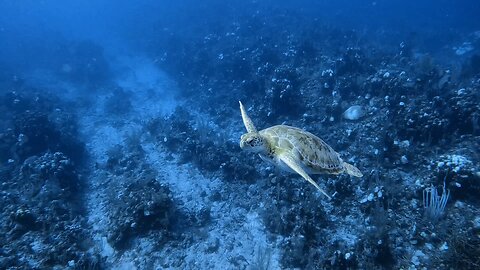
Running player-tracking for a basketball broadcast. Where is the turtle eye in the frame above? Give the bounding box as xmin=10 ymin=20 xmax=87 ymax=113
xmin=245 ymin=137 xmax=256 ymax=146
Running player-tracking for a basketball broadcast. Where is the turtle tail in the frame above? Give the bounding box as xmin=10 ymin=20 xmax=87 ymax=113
xmin=343 ymin=162 xmax=363 ymax=177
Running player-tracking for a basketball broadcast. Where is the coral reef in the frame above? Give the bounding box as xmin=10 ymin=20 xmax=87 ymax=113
xmin=106 ymin=177 xmax=175 ymax=251
xmin=1 ymin=2 xmax=479 ymax=269
xmin=146 ymin=4 xmax=480 ymax=269
xmin=1 ymin=90 xmax=85 ymax=164
xmin=0 ymin=89 xmax=95 ymax=269
xmin=0 ymin=152 xmax=101 ymax=269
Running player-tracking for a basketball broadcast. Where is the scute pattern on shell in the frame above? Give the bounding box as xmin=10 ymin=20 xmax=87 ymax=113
xmin=260 ymin=125 xmax=344 ymax=174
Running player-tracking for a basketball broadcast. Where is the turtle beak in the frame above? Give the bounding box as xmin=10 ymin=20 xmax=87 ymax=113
xmin=240 ymin=139 xmax=247 ymax=149
xmin=240 ymin=134 xmax=247 ymax=149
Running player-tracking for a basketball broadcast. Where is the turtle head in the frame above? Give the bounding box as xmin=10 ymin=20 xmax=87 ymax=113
xmin=240 ymin=133 xmax=268 ymax=153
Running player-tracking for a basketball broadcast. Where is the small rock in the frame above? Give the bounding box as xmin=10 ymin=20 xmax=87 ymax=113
xmin=343 ymin=105 xmax=365 ymax=120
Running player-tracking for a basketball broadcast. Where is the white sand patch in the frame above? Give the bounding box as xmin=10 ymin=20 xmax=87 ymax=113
xmin=143 ymin=142 xmax=222 ymax=211
xmin=75 ymin=54 xmax=181 ymax=266
xmin=115 ymin=55 xmax=177 ymax=117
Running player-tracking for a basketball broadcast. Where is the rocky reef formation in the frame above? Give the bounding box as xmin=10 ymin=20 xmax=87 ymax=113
xmin=1 ymin=2 xmax=479 ymax=269
xmin=0 ymin=91 xmax=99 ymax=269
xmin=143 ymin=4 xmax=480 ymax=269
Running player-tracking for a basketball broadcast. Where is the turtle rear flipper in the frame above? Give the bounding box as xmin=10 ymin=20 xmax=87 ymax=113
xmin=343 ymin=162 xmax=363 ymax=177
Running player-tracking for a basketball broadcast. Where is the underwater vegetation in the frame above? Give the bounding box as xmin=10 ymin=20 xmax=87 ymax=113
xmin=0 ymin=0 xmax=480 ymax=269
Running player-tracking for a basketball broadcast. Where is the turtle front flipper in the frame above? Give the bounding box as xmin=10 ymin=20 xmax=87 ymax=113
xmin=343 ymin=162 xmax=363 ymax=177
xmin=239 ymin=101 xmax=257 ymax=133
xmin=279 ymin=153 xmax=332 ymax=200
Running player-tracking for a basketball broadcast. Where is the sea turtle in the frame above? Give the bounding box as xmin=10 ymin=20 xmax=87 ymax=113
xmin=239 ymin=101 xmax=362 ymax=199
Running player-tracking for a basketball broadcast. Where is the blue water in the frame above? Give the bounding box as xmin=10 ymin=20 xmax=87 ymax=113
xmin=1 ymin=1 xmax=479 ymax=269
